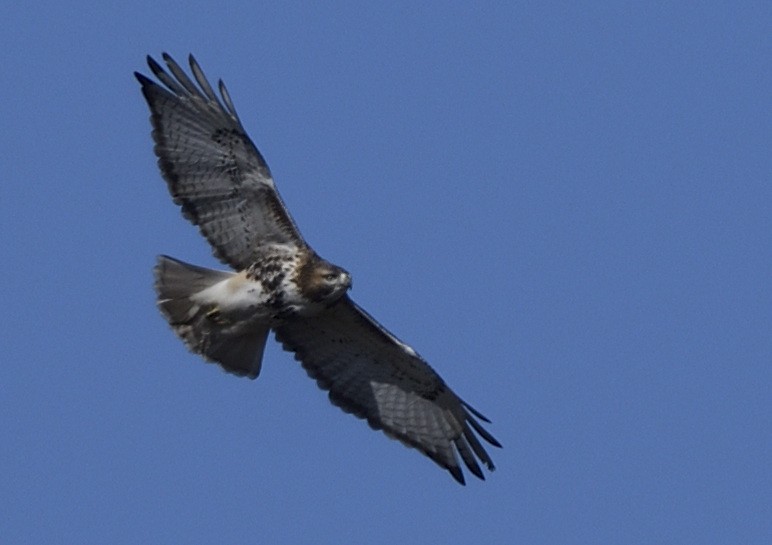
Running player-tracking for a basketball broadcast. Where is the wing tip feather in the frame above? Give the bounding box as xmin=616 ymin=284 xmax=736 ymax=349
xmin=448 ymin=465 xmax=467 ymax=485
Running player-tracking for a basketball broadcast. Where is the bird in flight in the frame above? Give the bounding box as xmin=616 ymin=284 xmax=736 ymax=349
xmin=136 ymin=53 xmax=500 ymax=484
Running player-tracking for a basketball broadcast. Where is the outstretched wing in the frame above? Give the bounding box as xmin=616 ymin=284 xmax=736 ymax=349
xmin=274 ymin=296 xmax=501 ymax=485
xmin=136 ymin=53 xmax=306 ymax=270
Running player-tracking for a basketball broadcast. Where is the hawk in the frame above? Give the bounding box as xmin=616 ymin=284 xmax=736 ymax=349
xmin=136 ymin=53 xmax=500 ymax=484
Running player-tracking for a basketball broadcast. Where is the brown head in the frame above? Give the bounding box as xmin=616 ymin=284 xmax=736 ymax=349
xmin=295 ymin=253 xmax=352 ymax=304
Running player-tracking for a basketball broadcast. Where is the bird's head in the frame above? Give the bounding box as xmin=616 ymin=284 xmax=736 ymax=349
xmin=298 ymin=256 xmax=352 ymax=304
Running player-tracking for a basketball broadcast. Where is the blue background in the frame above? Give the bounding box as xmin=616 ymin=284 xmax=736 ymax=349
xmin=1 ymin=2 xmax=769 ymax=543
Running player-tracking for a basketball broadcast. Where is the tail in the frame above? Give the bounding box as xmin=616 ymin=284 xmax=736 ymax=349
xmin=154 ymin=255 xmax=269 ymax=378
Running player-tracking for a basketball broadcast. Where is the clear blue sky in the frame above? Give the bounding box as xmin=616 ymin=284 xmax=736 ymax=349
xmin=1 ymin=1 xmax=769 ymax=543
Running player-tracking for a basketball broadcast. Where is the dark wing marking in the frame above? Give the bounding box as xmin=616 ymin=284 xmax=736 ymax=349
xmin=136 ymin=53 xmax=306 ymax=270
xmin=274 ymin=296 xmax=501 ymax=485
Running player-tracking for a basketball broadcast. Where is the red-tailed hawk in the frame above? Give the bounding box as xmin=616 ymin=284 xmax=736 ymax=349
xmin=136 ymin=53 xmax=500 ymax=484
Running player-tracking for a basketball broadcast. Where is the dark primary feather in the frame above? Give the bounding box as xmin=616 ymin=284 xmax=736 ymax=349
xmin=275 ymin=296 xmax=501 ymax=485
xmin=135 ymin=54 xmax=306 ymax=270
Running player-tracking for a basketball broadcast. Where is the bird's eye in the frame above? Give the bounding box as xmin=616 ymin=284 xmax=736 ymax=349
xmin=323 ymin=273 xmax=338 ymax=281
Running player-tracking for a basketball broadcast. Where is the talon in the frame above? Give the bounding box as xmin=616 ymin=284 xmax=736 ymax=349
xmin=206 ymin=307 xmax=224 ymax=324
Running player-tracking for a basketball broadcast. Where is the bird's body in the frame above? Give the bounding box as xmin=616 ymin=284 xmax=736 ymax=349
xmin=137 ymin=53 xmax=500 ymax=484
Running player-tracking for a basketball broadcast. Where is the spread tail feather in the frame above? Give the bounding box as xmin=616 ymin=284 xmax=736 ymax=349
xmin=154 ymin=255 xmax=268 ymax=378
